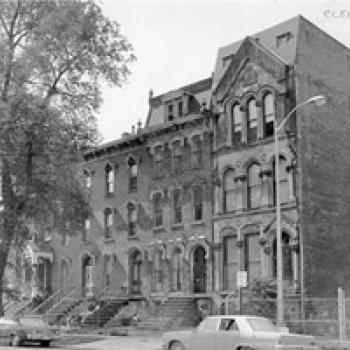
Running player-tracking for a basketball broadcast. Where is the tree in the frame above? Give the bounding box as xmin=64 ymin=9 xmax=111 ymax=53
xmin=0 ymin=0 xmax=135 ymax=314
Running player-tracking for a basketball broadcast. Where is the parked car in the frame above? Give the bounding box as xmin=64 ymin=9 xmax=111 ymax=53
xmin=0 ymin=315 xmax=60 ymax=347
xmin=162 ymin=315 xmax=318 ymax=350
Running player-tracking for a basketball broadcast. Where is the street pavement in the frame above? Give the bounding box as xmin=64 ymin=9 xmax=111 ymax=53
xmin=0 ymin=335 xmax=162 ymax=350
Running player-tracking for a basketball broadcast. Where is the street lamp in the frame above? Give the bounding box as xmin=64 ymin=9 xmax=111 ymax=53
xmin=275 ymin=94 xmax=326 ymax=326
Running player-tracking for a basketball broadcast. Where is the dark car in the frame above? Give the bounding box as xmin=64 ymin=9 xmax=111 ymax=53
xmin=0 ymin=315 xmax=60 ymax=347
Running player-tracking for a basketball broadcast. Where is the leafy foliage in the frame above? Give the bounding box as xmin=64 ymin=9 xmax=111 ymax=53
xmin=0 ymin=0 xmax=135 ymax=312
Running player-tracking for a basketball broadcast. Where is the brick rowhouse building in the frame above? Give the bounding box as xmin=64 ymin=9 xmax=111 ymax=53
xmin=15 ymin=15 xmax=350 ymax=321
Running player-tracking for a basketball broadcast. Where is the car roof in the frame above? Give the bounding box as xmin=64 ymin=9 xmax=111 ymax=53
xmin=0 ymin=317 xmax=18 ymax=324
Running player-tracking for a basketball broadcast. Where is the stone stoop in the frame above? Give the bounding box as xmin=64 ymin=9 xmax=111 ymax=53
xmin=82 ymin=299 xmax=124 ymax=328
xmin=47 ymin=298 xmax=82 ymax=324
xmin=135 ymin=297 xmax=198 ymax=331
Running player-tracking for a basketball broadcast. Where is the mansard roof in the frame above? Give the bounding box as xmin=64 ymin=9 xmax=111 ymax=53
xmin=146 ymin=77 xmax=212 ymax=127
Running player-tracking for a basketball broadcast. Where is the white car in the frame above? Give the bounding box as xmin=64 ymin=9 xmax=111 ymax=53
xmin=162 ymin=315 xmax=318 ymax=350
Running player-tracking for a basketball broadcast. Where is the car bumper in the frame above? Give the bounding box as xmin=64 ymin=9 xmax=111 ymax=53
xmin=275 ymin=345 xmax=319 ymax=350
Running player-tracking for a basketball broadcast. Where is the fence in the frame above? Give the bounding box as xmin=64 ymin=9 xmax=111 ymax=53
xmin=220 ymin=288 xmax=348 ymax=339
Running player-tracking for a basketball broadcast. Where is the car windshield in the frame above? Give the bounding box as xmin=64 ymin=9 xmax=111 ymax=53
xmin=19 ymin=318 xmax=46 ymax=327
xmin=247 ymin=317 xmax=277 ymax=332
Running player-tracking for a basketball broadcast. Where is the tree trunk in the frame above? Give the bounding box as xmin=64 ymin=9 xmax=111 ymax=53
xmin=0 ymin=159 xmax=17 ymax=316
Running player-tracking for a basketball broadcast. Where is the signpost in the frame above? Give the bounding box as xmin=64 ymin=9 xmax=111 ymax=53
xmin=237 ymin=271 xmax=247 ymax=315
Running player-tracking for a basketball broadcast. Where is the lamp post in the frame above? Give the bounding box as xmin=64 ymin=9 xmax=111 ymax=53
xmin=275 ymin=95 xmax=326 ymax=326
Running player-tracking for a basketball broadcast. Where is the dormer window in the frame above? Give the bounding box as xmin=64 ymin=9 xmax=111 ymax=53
xmin=167 ymin=104 xmax=174 ymax=121
xmin=276 ymin=31 xmax=293 ymax=48
xmin=178 ymin=100 xmax=183 ymax=117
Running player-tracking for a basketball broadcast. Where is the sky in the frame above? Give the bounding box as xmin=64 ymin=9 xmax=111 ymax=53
xmin=98 ymin=0 xmax=350 ymax=143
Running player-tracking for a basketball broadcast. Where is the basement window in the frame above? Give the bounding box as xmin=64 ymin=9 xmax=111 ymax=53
xmin=276 ymin=31 xmax=293 ymax=48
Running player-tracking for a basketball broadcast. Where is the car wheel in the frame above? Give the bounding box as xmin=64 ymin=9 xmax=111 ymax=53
xmin=41 ymin=340 xmax=51 ymax=347
xmin=169 ymin=341 xmax=185 ymax=350
xmin=10 ymin=334 xmax=21 ymax=347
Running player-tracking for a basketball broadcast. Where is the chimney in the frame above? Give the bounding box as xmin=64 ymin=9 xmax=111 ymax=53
xmin=137 ymin=120 xmax=142 ymax=133
xmin=131 ymin=125 xmax=136 ymax=134
xmin=149 ymin=89 xmax=153 ymax=101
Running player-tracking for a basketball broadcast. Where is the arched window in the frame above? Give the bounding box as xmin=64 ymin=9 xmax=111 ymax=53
xmin=247 ymin=98 xmax=258 ymax=142
xmin=247 ymin=163 xmax=261 ymax=209
xmin=193 ymin=186 xmax=203 ymax=221
xmin=128 ymin=158 xmax=137 ymax=193
xmin=273 ymin=156 xmax=289 ymax=205
xmin=128 ymin=203 xmax=137 ymax=236
xmin=105 ymin=164 xmax=114 ymax=194
xmin=173 ymin=189 xmax=182 ymax=224
xmin=223 ymin=169 xmax=236 ymax=212
xmin=272 ymin=233 xmax=293 ymax=280
xmin=153 ymin=193 xmax=163 ymax=227
xmin=263 ymin=93 xmax=275 ymax=137
xmin=104 ymin=208 xmax=113 ymax=238
xmin=232 ymin=104 xmax=242 ymax=144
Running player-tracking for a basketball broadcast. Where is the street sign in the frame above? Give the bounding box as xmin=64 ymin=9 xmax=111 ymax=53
xmin=237 ymin=271 xmax=247 ymax=288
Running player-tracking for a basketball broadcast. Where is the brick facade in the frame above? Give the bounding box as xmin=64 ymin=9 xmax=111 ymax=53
xmin=17 ymin=15 xmax=350 ymax=315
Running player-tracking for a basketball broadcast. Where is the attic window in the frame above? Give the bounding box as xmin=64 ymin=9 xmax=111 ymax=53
xmin=222 ymin=55 xmax=233 ymax=68
xmin=167 ymin=104 xmax=174 ymax=121
xmin=276 ymin=31 xmax=293 ymax=48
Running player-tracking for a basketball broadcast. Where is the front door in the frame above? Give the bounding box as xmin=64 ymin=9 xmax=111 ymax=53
xmin=130 ymin=251 xmax=142 ymax=294
xmin=193 ymin=246 xmax=206 ymax=293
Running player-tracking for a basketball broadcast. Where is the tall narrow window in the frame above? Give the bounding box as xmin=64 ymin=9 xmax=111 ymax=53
xmin=247 ymin=98 xmax=258 ymax=142
xmin=153 ymin=193 xmax=163 ymax=227
xmin=82 ymin=218 xmax=90 ymax=242
xmin=232 ymin=104 xmax=242 ymax=144
xmin=193 ymin=186 xmax=203 ymax=221
xmin=173 ymin=189 xmax=182 ymax=224
xmin=167 ymin=104 xmax=174 ymax=121
xmin=105 ymin=164 xmax=114 ymax=194
xmin=248 ymin=163 xmax=260 ymax=209
xmin=171 ymin=248 xmax=182 ymax=291
xmin=178 ymin=100 xmax=183 ymax=117
xmin=128 ymin=203 xmax=137 ymax=236
xmin=191 ymin=135 xmax=202 ymax=168
xmin=223 ymin=169 xmax=236 ymax=212
xmin=172 ymin=140 xmax=182 ymax=173
xmin=104 ymin=208 xmax=113 ymax=238
xmin=244 ymin=233 xmax=261 ymax=281
xmin=273 ymin=156 xmax=289 ymax=205
xmin=263 ymin=93 xmax=275 ymax=137
xmin=154 ymin=146 xmax=164 ymax=177
xmin=84 ymin=171 xmax=92 ymax=190
xmin=128 ymin=158 xmax=138 ymax=193
xmin=223 ymin=236 xmax=238 ymax=289
xmin=152 ymin=250 xmax=163 ymax=292
xmin=272 ymin=233 xmax=292 ymax=280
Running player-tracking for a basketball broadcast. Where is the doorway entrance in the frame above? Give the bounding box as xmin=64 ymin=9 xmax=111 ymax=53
xmin=193 ymin=246 xmax=206 ymax=293
xmin=129 ymin=250 xmax=142 ymax=294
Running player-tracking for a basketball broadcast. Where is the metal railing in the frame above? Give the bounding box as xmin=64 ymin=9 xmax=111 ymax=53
xmin=31 ymin=288 xmax=63 ymax=314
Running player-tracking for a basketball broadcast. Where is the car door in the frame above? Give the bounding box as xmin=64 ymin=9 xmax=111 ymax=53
xmin=216 ymin=318 xmax=242 ymax=350
xmin=188 ymin=318 xmax=218 ymax=350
